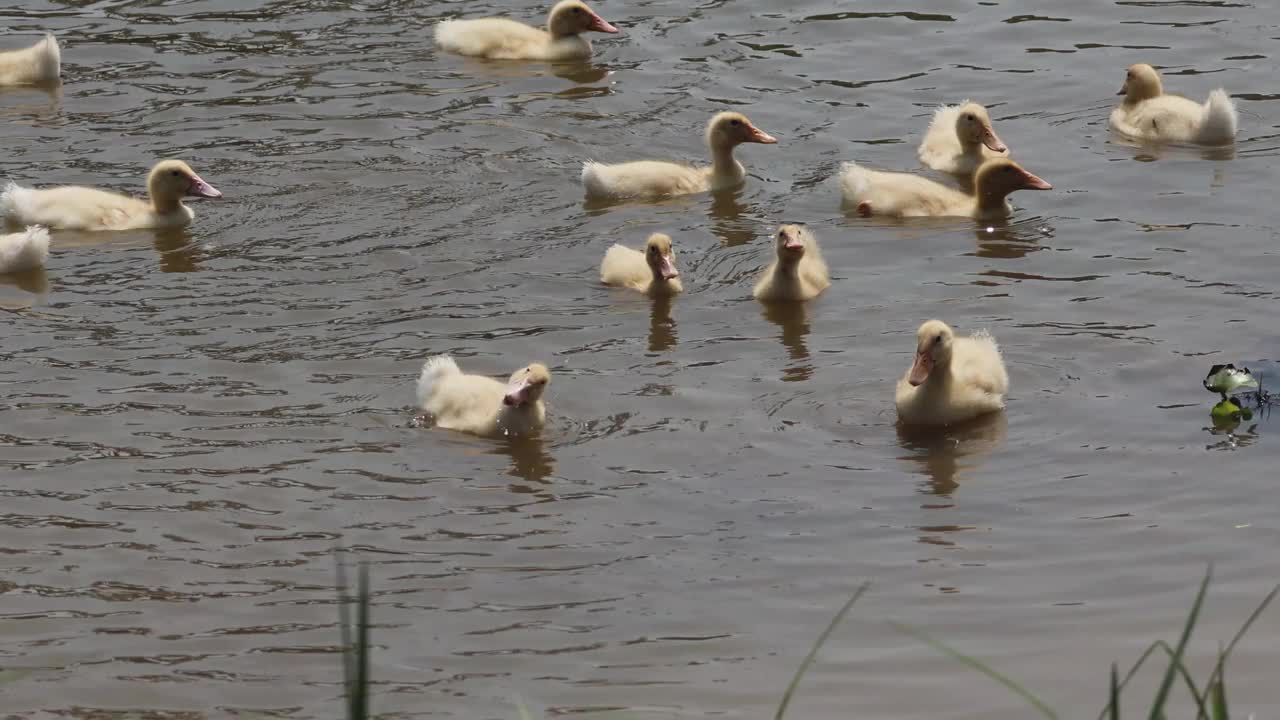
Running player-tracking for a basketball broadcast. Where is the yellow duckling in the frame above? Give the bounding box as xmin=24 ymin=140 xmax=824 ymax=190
xmin=601 ymin=232 xmax=683 ymax=296
xmin=1110 ymin=63 xmax=1237 ymax=145
xmin=840 ymin=158 xmax=1050 ymax=220
xmin=895 ymin=320 xmax=1009 ymax=427
xmin=416 ymin=357 xmax=551 ymax=437
xmin=435 ymin=0 xmax=619 ymax=61
xmin=753 ymin=224 xmax=830 ymax=302
xmin=582 ymin=111 xmax=777 ymax=200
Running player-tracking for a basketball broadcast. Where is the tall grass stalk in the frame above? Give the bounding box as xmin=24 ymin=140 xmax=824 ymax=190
xmin=773 ymin=582 xmax=869 ymax=720
xmin=337 ymin=555 xmax=372 ymax=720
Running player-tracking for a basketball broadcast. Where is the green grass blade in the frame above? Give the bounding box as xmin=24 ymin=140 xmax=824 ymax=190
xmin=350 ymin=561 xmax=371 ymax=720
xmin=1108 ymin=662 xmax=1120 ymax=720
xmin=773 ymin=582 xmax=869 ymax=720
xmin=336 ymin=552 xmax=355 ymax=711
xmin=1210 ymin=645 xmax=1229 ymax=720
xmin=892 ymin=622 xmax=1058 ymax=720
xmin=1203 ymin=582 xmax=1278 ymax=697
xmin=1149 ymin=640 xmax=1207 ymax=720
xmin=1148 ymin=566 xmax=1212 ymax=720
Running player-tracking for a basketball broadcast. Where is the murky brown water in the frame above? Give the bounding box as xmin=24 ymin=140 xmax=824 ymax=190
xmin=2 ymin=0 xmax=1280 ymax=717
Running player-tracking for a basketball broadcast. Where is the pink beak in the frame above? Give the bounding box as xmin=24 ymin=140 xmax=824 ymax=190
xmin=503 ymin=377 xmax=531 ymax=406
xmin=1020 ymin=169 xmax=1053 ymax=191
xmin=784 ymin=237 xmax=803 ymax=252
xmin=982 ymin=126 xmax=1008 ymax=153
xmin=908 ymin=351 xmax=932 ymax=387
xmin=187 ymin=174 xmax=223 ymax=199
xmin=658 ymin=254 xmax=679 ymax=280
xmin=748 ymin=125 xmax=778 ymax=144
xmin=586 ymin=11 xmax=619 ymax=33
xmin=1116 ymin=83 xmax=1127 ymax=96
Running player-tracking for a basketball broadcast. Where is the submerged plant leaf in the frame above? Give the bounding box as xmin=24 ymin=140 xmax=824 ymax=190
xmin=774 ymin=582 xmax=869 ymax=720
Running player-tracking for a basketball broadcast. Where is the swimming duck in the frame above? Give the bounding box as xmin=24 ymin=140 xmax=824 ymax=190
xmin=840 ymin=158 xmax=1050 ymax=219
xmin=895 ymin=320 xmax=1009 ymax=427
xmin=601 ymin=232 xmax=682 ymax=296
xmin=753 ymin=224 xmax=829 ymax=302
xmin=582 ymin=111 xmax=777 ymax=200
xmin=918 ymin=100 xmax=1008 ymax=181
xmin=416 ymin=356 xmax=550 ymax=437
xmin=1 ymin=160 xmax=222 ymax=231
xmin=435 ymin=0 xmax=619 ymax=61
xmin=0 ymin=226 xmax=49 ymax=273
xmin=0 ymin=33 xmax=59 ymax=86
xmin=1109 ymin=63 xmax=1237 ymax=145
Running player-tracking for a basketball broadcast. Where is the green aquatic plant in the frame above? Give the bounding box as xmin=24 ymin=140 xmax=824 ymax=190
xmin=894 ymin=566 xmax=1277 ymax=720
xmin=337 ymin=555 xmax=372 ymax=720
xmin=1203 ymin=364 xmax=1258 ymax=399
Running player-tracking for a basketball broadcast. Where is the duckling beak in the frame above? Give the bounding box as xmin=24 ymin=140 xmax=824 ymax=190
xmin=1021 ymin=169 xmax=1052 ymax=190
xmin=503 ymin=377 xmax=532 ymax=406
xmin=587 ymin=12 xmax=620 ymax=33
xmin=908 ymin=351 xmax=932 ymax=387
xmin=1116 ymin=82 xmax=1128 ymax=96
xmin=747 ymin=125 xmax=778 ymax=144
xmin=187 ymin=174 xmax=222 ymax=199
xmin=783 ymin=237 xmax=804 ymax=252
xmin=982 ymin=125 xmax=1007 ymax=153
xmin=658 ymin=254 xmax=679 ymax=280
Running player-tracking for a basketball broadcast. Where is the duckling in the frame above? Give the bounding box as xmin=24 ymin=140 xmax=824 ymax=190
xmin=435 ymin=0 xmax=618 ymax=61
xmin=416 ymin=356 xmax=550 ymax=437
xmin=840 ymin=158 xmax=1050 ymax=220
xmin=582 ymin=111 xmax=777 ymax=200
xmin=895 ymin=320 xmax=1009 ymax=427
xmin=0 ymin=33 xmax=59 ymax=86
xmin=0 ymin=226 xmax=50 ymax=274
xmin=753 ymin=224 xmax=830 ymax=302
xmin=601 ymin=232 xmax=683 ymax=296
xmin=1110 ymin=63 xmax=1237 ymax=145
xmin=1 ymin=160 xmax=222 ymax=231
xmin=918 ymin=100 xmax=1008 ymax=182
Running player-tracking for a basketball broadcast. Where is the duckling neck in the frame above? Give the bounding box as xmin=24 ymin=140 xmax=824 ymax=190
xmin=974 ymin=182 xmax=1011 ymax=214
xmin=149 ymin=185 xmax=184 ymax=215
xmin=709 ymin=139 xmax=743 ymax=179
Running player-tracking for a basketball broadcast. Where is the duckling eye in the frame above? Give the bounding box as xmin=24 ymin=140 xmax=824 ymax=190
xmin=933 ymin=335 xmax=942 ymax=345
xmin=963 ymin=113 xmax=975 ymax=121
xmin=729 ymin=119 xmax=742 ymax=127
xmin=170 ymin=170 xmax=182 ymax=177
xmin=572 ymin=6 xmax=582 ymax=12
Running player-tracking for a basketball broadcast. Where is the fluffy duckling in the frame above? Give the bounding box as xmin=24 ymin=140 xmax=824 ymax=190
xmin=582 ymin=111 xmax=777 ymax=200
xmin=1109 ymin=64 xmax=1237 ymax=145
xmin=600 ymin=232 xmax=683 ymax=296
xmin=435 ymin=0 xmax=619 ymax=61
xmin=0 ymin=226 xmax=50 ymax=274
xmin=917 ymin=101 xmax=1008 ymax=180
xmin=753 ymin=224 xmax=830 ymax=302
xmin=0 ymin=34 xmax=60 ymax=86
xmin=417 ymin=356 xmax=550 ymax=437
xmin=895 ymin=320 xmax=1009 ymax=427
xmin=1 ymin=160 xmax=222 ymax=231
xmin=840 ymin=158 xmax=1050 ymax=220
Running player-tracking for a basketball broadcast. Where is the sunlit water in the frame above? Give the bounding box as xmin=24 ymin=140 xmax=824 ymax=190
xmin=1 ymin=0 xmax=1279 ymax=717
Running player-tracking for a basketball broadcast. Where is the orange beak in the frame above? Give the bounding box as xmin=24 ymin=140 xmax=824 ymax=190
xmin=982 ymin=125 xmax=1007 ymax=153
xmin=1020 ymin=168 xmax=1052 ymax=190
xmin=747 ymin=124 xmax=778 ymax=144
xmin=503 ymin=377 xmax=532 ymax=406
xmin=908 ymin=350 xmax=932 ymax=387
xmin=586 ymin=10 xmax=619 ymax=33
xmin=657 ymin=253 xmax=679 ymax=280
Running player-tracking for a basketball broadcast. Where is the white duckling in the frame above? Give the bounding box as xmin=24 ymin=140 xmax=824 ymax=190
xmin=1 ymin=160 xmax=222 ymax=231
xmin=0 ymin=33 xmax=60 ymax=86
xmin=601 ymin=232 xmax=682 ymax=296
xmin=917 ymin=100 xmax=1008 ymax=181
xmin=0 ymin=226 xmax=50 ymax=274
xmin=840 ymin=158 xmax=1050 ymax=220
xmin=895 ymin=320 xmax=1009 ymax=427
xmin=582 ymin=111 xmax=777 ymax=200
xmin=416 ymin=356 xmax=550 ymax=437
xmin=1109 ymin=63 xmax=1237 ymax=145
xmin=435 ymin=0 xmax=619 ymax=61
xmin=753 ymin=224 xmax=830 ymax=302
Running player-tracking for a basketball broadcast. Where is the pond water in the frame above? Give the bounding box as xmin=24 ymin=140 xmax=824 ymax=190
xmin=2 ymin=0 xmax=1279 ymax=717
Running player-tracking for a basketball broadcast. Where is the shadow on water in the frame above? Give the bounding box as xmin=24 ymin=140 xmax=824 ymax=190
xmin=895 ymin=412 xmax=1008 ymax=497
xmin=1110 ymin=132 xmax=1238 ymax=162
xmin=0 ymin=83 xmax=61 ymax=119
xmin=0 ymin=266 xmax=49 ymax=297
xmin=970 ymin=218 xmax=1052 ymax=260
xmin=152 ymin=227 xmax=203 ymax=273
xmin=490 ymin=432 xmax=556 ymax=485
xmin=760 ymin=300 xmax=812 ymax=382
xmin=648 ymin=294 xmax=677 ymax=352
xmin=708 ymin=189 xmax=756 ymax=247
